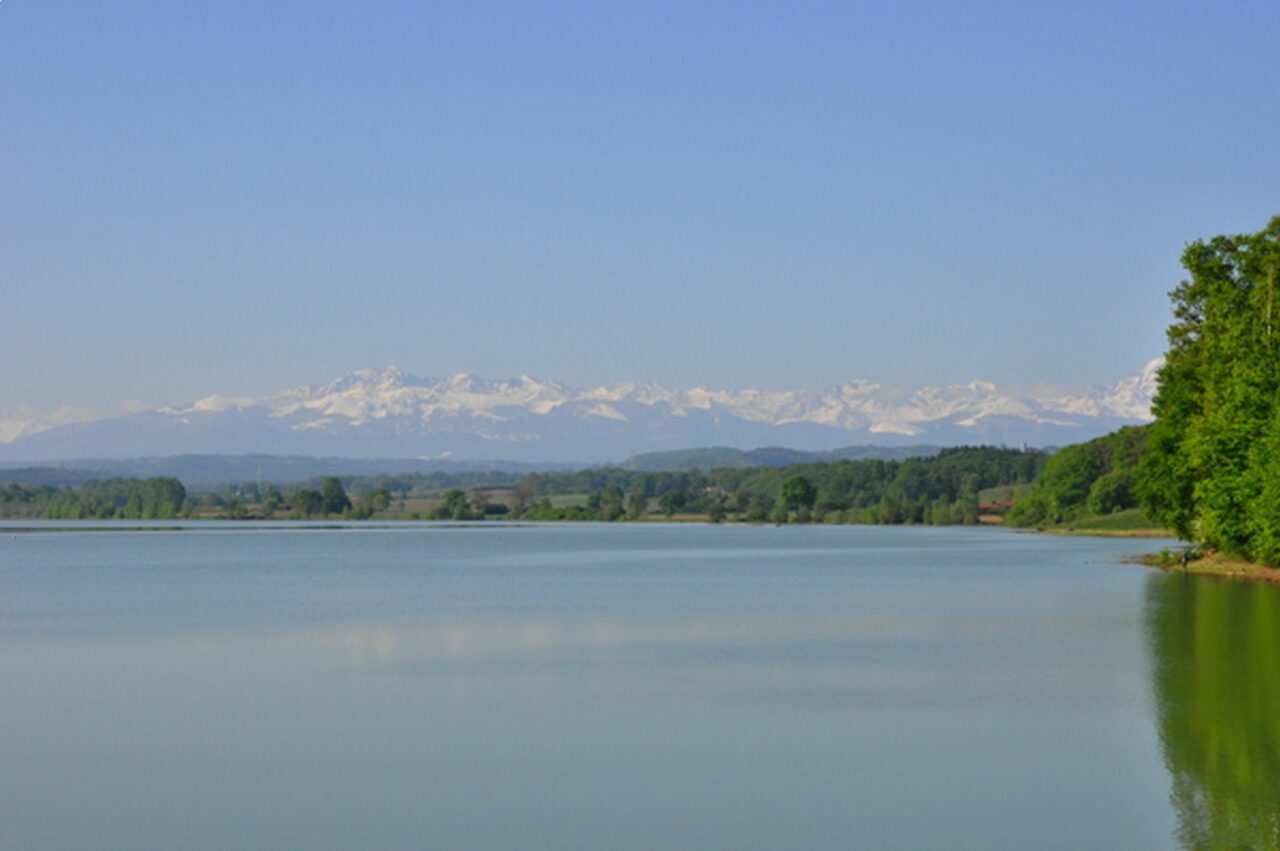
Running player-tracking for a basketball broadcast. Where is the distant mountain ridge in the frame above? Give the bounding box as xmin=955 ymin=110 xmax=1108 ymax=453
xmin=0 ymin=447 xmax=937 ymax=489
xmin=624 ymin=445 xmax=946 ymax=472
xmin=0 ymin=454 xmax=575 ymax=489
xmin=0 ymin=361 xmax=1161 ymax=463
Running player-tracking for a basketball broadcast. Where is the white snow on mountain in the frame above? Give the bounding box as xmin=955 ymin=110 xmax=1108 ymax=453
xmin=1036 ymin=358 xmax=1163 ymax=420
xmin=0 ymin=405 xmax=99 ymax=444
xmin=146 ymin=360 xmax=1166 ymax=435
xmin=0 ymin=361 xmax=1164 ymax=461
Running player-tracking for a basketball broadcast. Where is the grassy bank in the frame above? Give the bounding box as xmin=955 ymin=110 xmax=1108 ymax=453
xmin=1141 ymin=550 xmax=1280 ymax=584
xmin=1033 ymin=516 xmax=1280 ymax=585
xmin=1033 ymin=508 xmax=1174 ymax=538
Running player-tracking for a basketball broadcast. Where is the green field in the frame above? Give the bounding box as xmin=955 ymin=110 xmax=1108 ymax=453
xmin=1050 ymin=508 xmax=1171 ymax=536
xmin=977 ymin=484 xmax=1035 ymax=503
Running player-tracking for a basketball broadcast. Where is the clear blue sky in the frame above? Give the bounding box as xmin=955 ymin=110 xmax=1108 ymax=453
xmin=2 ymin=0 xmax=1278 ymax=411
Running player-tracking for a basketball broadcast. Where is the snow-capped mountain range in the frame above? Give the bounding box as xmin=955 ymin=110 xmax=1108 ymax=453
xmin=0 ymin=405 xmax=98 ymax=445
xmin=0 ymin=360 xmax=1162 ymax=463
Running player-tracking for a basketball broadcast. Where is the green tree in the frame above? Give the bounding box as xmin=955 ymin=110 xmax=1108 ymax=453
xmin=320 ymin=477 xmax=350 ymax=515
xmin=707 ymin=494 xmax=726 ymax=524
xmin=262 ymin=486 xmax=282 ymax=515
xmin=368 ymin=488 xmax=392 ymax=512
xmin=1008 ymin=426 xmax=1149 ymax=527
xmin=601 ymin=484 xmax=626 ymax=521
xmin=627 ymin=486 xmax=649 ymax=520
xmin=292 ymin=489 xmax=324 ymax=518
xmin=1086 ymin=469 xmax=1135 ymax=516
xmin=437 ymin=489 xmax=471 ymax=520
xmin=1006 ymin=490 xmax=1052 ymax=527
xmin=1139 ymin=216 xmax=1280 ymax=560
xmin=657 ymin=490 xmax=686 ymax=518
xmin=778 ymin=476 xmax=817 ymax=511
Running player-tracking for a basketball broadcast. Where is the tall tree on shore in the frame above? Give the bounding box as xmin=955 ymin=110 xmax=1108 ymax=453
xmin=1140 ymin=216 xmax=1280 ymax=561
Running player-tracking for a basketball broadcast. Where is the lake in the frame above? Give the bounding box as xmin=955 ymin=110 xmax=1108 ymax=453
xmin=0 ymin=522 xmax=1274 ymax=849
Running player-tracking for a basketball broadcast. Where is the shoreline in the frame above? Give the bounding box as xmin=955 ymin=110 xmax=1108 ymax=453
xmin=1035 ymin=527 xmax=1173 ymax=539
xmin=1140 ymin=551 xmax=1280 ymax=584
xmin=1020 ymin=524 xmax=1280 ymax=585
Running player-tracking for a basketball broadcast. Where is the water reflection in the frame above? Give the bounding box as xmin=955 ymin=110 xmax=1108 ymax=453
xmin=334 ymin=616 xmax=915 ymax=672
xmin=1148 ymin=574 xmax=1280 ymax=849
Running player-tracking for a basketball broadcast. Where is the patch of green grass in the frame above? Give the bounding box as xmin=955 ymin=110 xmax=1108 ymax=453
xmin=1043 ymin=507 xmax=1173 ymax=536
xmin=1140 ymin=550 xmax=1280 ymax=583
xmin=1067 ymin=508 xmax=1159 ymax=530
xmin=977 ymin=483 xmax=1034 ymax=503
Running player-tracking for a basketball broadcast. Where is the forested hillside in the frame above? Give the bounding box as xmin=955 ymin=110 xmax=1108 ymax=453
xmin=1006 ymin=426 xmax=1149 ymax=526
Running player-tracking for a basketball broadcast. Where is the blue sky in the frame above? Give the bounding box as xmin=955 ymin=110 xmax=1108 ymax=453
xmin=2 ymin=0 xmax=1278 ymax=411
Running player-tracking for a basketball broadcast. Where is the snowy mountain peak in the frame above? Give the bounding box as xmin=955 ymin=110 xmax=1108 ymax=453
xmin=367 ymin=364 xmax=413 ymax=385
xmin=1115 ymin=358 xmax=1163 ymax=411
xmin=443 ymin=372 xmax=478 ymax=390
xmin=0 ymin=405 xmax=99 ymax=444
xmin=0 ymin=362 xmax=1163 ymax=462
xmin=279 ymin=365 xmax=417 ymax=402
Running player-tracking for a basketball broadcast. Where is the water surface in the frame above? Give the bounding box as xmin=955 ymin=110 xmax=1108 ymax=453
xmin=0 ymin=523 xmax=1270 ymax=849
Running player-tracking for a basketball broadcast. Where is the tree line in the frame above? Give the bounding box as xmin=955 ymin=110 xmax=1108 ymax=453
xmin=0 ymin=477 xmax=188 ymax=519
xmin=511 ymin=446 xmax=1045 ymax=524
xmin=0 ymin=447 xmax=1046 ymax=526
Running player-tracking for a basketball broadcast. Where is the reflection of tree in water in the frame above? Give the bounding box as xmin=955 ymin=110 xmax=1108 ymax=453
xmin=1148 ymin=574 xmax=1280 ymax=849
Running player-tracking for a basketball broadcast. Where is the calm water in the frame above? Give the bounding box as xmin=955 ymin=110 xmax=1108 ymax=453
xmin=0 ymin=522 xmax=1274 ymax=849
